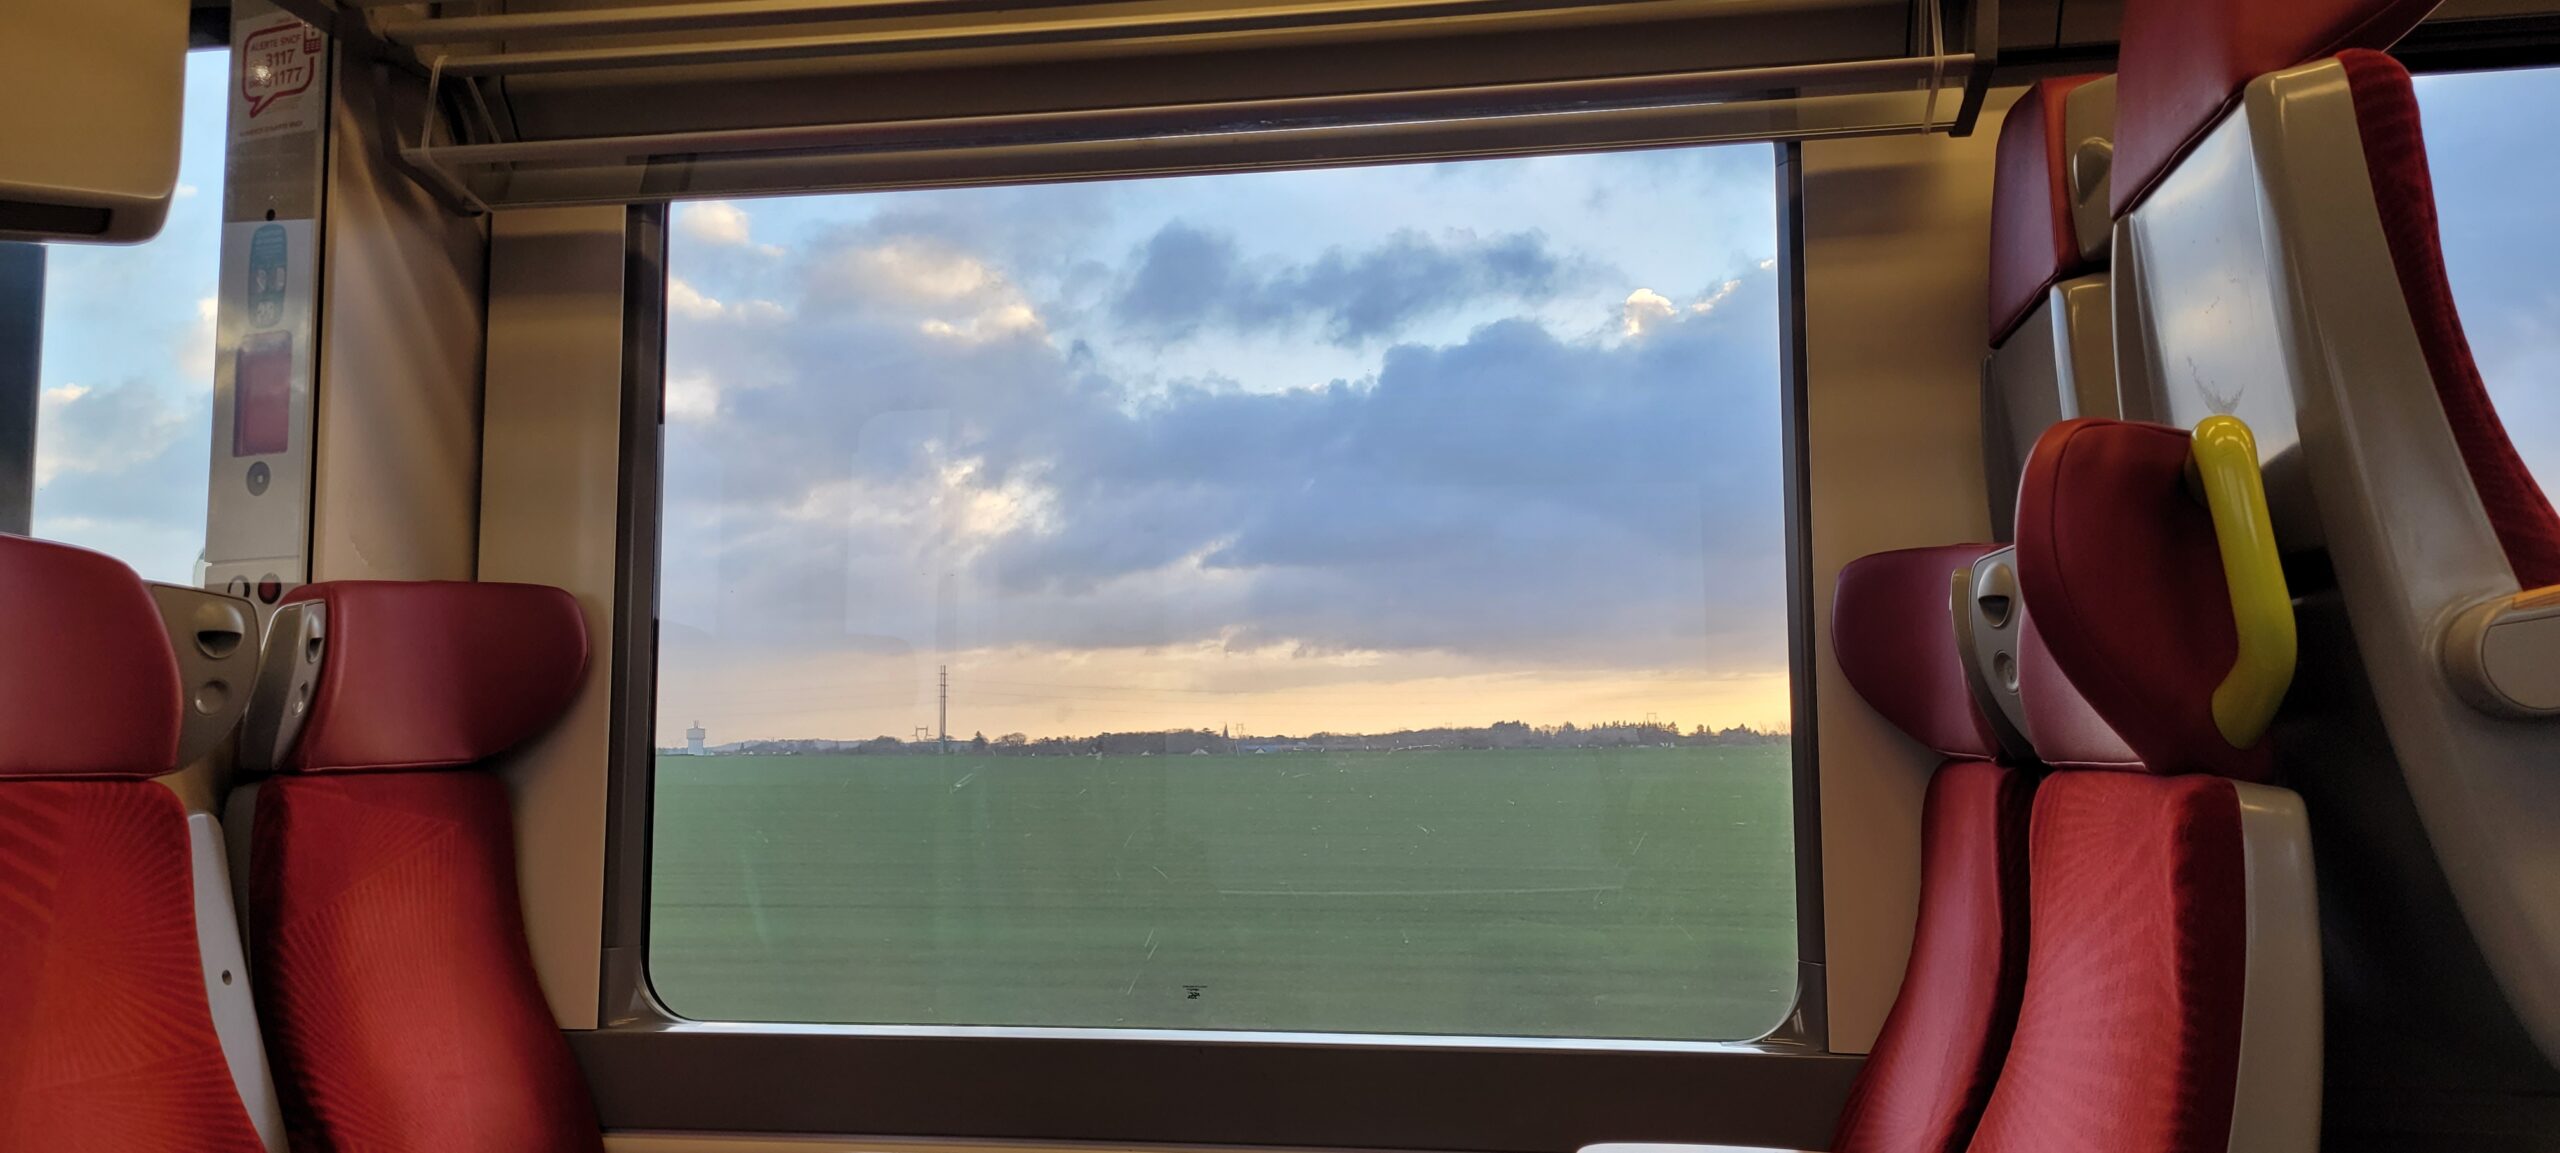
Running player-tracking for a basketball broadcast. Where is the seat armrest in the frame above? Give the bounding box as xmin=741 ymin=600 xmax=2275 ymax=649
xmin=2445 ymin=586 xmax=2560 ymax=716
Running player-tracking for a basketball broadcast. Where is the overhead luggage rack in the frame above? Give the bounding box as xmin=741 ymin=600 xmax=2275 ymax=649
xmin=278 ymin=0 xmax=1995 ymax=210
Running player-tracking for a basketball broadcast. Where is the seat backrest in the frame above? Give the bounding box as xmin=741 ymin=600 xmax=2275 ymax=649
xmin=2110 ymin=0 xmax=2560 ymax=1073
xmin=241 ymin=580 xmax=602 ymax=1153
xmin=1983 ymin=74 xmax=2118 ymax=535
xmin=1969 ymin=417 xmax=2320 ymax=1153
xmin=1826 ymin=544 xmax=2035 ymax=1153
xmin=0 ymin=534 xmax=269 ymax=1152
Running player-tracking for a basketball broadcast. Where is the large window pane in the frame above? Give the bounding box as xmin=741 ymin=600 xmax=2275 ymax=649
xmin=648 ymin=147 xmax=1796 ymax=1042
xmin=2414 ymin=66 xmax=2560 ymax=495
xmin=31 ymin=51 xmax=228 ymax=583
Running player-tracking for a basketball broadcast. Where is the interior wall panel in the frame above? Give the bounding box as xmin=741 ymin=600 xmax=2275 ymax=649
xmin=311 ymin=56 xmax=487 ymax=582
xmin=479 ymin=203 xmax=627 ymax=1030
xmin=2054 ymin=0 xmax=2122 ymax=47
xmin=2001 ymin=0 xmax=2064 ymax=50
xmin=1798 ymin=91 xmax=2009 ymax=1053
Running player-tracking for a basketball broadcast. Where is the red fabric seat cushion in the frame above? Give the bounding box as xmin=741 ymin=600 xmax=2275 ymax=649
xmin=0 ymin=535 xmax=181 ymax=779
xmin=2016 ymin=420 xmax=2274 ymax=781
xmin=0 ymin=779 xmax=266 ymax=1151
xmin=1966 ymin=772 xmax=2249 ymax=1153
xmin=1989 ymin=75 xmax=2103 ymax=346
xmin=1831 ymin=759 xmax=2035 ymax=1153
xmin=2338 ymin=48 xmax=2560 ymax=590
xmin=250 ymin=772 xmax=604 ymax=1153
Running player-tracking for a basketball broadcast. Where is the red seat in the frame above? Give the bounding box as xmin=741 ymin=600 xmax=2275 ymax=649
xmin=2110 ymin=0 xmax=2560 ymax=1087
xmin=245 ymin=580 xmax=603 ymax=1153
xmin=1982 ymin=74 xmax=2118 ymax=535
xmin=2331 ymin=48 xmax=2560 ymax=589
xmin=1988 ymin=75 xmax=2108 ymax=352
xmin=1826 ymin=544 xmax=2036 ymax=1153
xmin=0 ymin=535 xmax=267 ymax=1152
xmin=1969 ymin=418 xmax=2321 ymax=1153
xmin=2109 ymin=0 xmax=2439 ymax=221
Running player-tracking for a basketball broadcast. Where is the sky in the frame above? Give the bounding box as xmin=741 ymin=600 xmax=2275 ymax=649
xmin=2412 ymin=67 xmax=2560 ymax=488
xmin=20 ymin=53 xmax=2560 ymax=746
xmin=31 ymin=50 xmax=227 ymax=584
xmin=654 ymin=148 xmax=1793 ymax=745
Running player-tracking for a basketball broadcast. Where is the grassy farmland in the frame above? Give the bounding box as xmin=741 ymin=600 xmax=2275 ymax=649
xmin=648 ymin=745 xmax=1796 ymax=1041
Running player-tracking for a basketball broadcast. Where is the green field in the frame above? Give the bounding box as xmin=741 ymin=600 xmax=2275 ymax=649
xmin=648 ymin=746 xmax=1796 ymax=1041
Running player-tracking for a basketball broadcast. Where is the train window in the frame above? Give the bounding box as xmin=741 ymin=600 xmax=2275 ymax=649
xmin=647 ymin=146 xmax=1798 ymax=1042
xmin=2414 ymin=65 xmax=2560 ymax=493
xmin=29 ymin=50 xmax=227 ymax=583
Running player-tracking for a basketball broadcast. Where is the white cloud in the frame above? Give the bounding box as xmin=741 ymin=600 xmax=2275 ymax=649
xmin=1620 ymin=288 xmax=1675 ymax=336
xmin=668 ymin=277 xmax=786 ymax=325
xmin=178 ymin=296 xmax=217 ymax=388
xmin=669 ymin=276 xmax=725 ymax=320
xmin=666 ymin=370 xmax=721 ymax=423
xmin=922 ymin=302 xmax=1042 ymax=343
xmin=675 ymin=200 xmax=782 ymax=255
xmin=813 ymin=238 xmax=1046 ymax=342
xmin=678 ymin=200 xmax=749 ymax=245
xmin=1692 ymin=278 xmax=1745 ymax=316
xmin=832 ymin=240 xmax=1000 ymax=302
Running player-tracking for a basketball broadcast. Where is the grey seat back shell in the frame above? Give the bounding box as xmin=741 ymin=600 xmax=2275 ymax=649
xmin=2114 ymin=56 xmax=2560 ymax=1072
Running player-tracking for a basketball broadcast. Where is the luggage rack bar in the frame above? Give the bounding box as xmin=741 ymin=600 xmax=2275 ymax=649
xmin=291 ymin=0 xmax=1995 ymax=218
xmin=401 ymin=52 xmax=1977 ymax=209
xmin=381 ymin=0 xmax=1650 ymax=55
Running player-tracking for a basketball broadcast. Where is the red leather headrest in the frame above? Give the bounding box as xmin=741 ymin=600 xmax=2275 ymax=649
xmin=0 ymin=535 xmax=182 ymax=779
xmin=1834 ymin=544 xmax=2002 ymax=761
xmin=2113 ymin=0 xmax=2436 ymax=218
xmin=1990 ymin=74 xmax=2104 ymax=346
xmin=280 ymin=582 xmax=589 ymax=774
xmin=2014 ymin=421 xmax=2274 ymax=780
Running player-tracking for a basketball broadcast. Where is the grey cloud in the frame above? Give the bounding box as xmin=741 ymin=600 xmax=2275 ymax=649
xmin=33 ymin=381 xmax=202 ymax=519
xmin=1111 ymin=224 xmax=1600 ymax=348
xmin=662 ymin=217 xmax=1784 ymax=673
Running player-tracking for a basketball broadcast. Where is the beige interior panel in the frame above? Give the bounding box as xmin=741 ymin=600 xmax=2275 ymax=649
xmin=0 ymin=0 xmax=189 ymax=241
xmin=479 ymin=204 xmax=628 ymax=1029
xmin=1798 ymin=93 xmax=2010 ymax=1053
xmin=311 ymin=55 xmax=488 ymax=583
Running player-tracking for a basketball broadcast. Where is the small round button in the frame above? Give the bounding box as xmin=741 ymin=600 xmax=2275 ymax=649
xmin=256 ymin=575 xmax=283 ymax=604
xmin=246 ymin=461 xmax=271 ymax=496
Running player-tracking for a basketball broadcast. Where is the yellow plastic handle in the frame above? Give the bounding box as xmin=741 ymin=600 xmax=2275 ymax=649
xmin=2191 ymin=415 xmax=2297 ymax=748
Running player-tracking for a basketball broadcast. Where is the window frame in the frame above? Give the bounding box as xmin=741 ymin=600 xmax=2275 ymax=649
xmin=0 ymin=242 xmax=39 ymax=536
xmin=581 ymin=143 xmax=1849 ymax=1151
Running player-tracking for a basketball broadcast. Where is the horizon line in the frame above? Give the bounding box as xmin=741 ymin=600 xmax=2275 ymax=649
xmin=662 ymin=716 xmax=1794 ymax=750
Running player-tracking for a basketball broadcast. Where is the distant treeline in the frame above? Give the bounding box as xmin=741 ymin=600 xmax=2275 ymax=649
xmin=670 ymin=720 xmax=1789 ymax=758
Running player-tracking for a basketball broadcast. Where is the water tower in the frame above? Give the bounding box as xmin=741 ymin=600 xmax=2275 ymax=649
xmin=686 ymin=721 xmax=707 ymax=756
